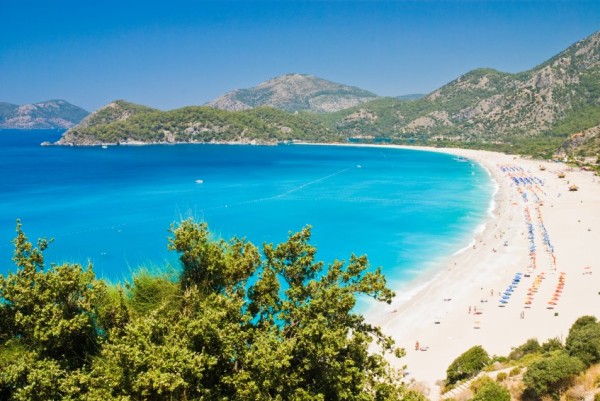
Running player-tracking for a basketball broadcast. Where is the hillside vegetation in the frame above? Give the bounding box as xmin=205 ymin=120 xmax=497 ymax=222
xmin=58 ymin=100 xmax=336 ymax=145
xmin=318 ymin=31 xmax=600 ymax=159
xmin=440 ymin=316 xmax=600 ymax=401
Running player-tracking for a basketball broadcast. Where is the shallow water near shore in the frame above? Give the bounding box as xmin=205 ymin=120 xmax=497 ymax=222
xmin=0 ymin=130 xmax=493 ymax=296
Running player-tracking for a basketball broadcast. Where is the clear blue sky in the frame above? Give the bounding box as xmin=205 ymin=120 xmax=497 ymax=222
xmin=1 ymin=0 xmax=598 ymax=111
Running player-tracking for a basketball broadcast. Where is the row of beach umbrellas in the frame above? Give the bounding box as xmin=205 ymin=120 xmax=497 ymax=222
xmin=524 ymin=273 xmax=545 ymax=307
xmin=499 ymin=272 xmax=523 ymax=305
xmin=499 ymin=165 xmax=524 ymax=173
xmin=547 ymin=272 xmax=566 ymax=309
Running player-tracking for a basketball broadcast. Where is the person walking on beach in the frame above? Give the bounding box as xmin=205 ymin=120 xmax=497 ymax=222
xmin=415 ymin=341 xmax=420 ymax=351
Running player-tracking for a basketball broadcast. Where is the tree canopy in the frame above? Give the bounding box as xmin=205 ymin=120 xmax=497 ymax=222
xmin=446 ymin=345 xmax=490 ymax=385
xmin=0 ymin=220 xmax=413 ymax=400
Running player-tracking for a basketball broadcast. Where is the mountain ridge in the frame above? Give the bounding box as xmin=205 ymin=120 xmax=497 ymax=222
xmin=207 ymin=73 xmax=379 ymax=113
xmin=0 ymin=99 xmax=89 ymax=129
xmin=320 ymin=30 xmax=600 ymax=158
xmin=58 ymin=30 xmax=600 ymax=160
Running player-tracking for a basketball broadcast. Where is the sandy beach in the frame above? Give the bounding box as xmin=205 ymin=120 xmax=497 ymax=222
xmin=348 ymin=146 xmax=600 ymax=398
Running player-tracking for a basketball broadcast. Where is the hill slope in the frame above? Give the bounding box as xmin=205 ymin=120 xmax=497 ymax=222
xmin=57 ymin=100 xmax=335 ymax=145
xmin=323 ymin=30 xmax=600 ymax=157
xmin=0 ymin=100 xmax=89 ymax=129
xmin=207 ymin=73 xmax=378 ymax=113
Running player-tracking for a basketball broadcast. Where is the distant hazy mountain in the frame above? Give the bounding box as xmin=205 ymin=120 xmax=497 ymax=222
xmin=0 ymin=100 xmax=89 ymax=129
xmin=207 ymin=73 xmax=379 ymax=113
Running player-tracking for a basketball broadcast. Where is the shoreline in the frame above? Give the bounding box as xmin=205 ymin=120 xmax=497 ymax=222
xmin=309 ymin=143 xmax=600 ymax=399
xmin=30 ymin=137 xmax=600 ymax=397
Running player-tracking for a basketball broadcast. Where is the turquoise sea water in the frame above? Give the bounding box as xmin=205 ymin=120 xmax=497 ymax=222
xmin=0 ymin=130 xmax=493 ymax=289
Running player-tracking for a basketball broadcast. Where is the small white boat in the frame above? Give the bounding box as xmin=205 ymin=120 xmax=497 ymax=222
xmin=195 ymin=179 xmax=204 ymax=184
xmin=102 ymin=145 xmax=108 ymax=149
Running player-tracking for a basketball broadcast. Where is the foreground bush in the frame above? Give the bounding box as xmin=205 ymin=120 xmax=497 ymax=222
xmin=509 ymin=338 xmax=541 ymax=360
xmin=472 ymin=381 xmax=510 ymax=401
xmin=523 ymin=353 xmax=584 ymax=400
xmin=446 ymin=345 xmax=490 ymax=385
xmin=0 ymin=220 xmax=410 ymax=400
xmin=566 ymin=316 xmax=600 ymax=367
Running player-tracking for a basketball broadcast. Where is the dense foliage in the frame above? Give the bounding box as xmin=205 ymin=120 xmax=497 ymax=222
xmin=61 ymin=103 xmax=337 ymax=145
xmin=497 ymin=317 xmax=600 ymax=400
xmin=471 ymin=380 xmax=510 ymax=401
xmin=446 ymin=345 xmax=490 ymax=385
xmin=0 ymin=220 xmax=415 ymax=400
xmin=523 ymin=353 xmax=584 ymax=400
xmin=565 ymin=315 xmax=600 ymax=367
xmin=508 ymin=338 xmax=541 ymax=360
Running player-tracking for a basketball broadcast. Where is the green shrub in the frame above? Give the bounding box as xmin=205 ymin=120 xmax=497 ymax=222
xmin=523 ymin=353 xmax=585 ymax=400
xmin=509 ymin=366 xmax=521 ymax=377
xmin=509 ymin=338 xmax=541 ymax=360
xmin=126 ymin=268 xmax=179 ymax=315
xmin=490 ymin=355 xmax=508 ymax=364
xmin=446 ymin=345 xmax=490 ymax=384
xmin=566 ymin=316 xmax=600 ymax=367
xmin=472 ymin=381 xmax=510 ymax=401
xmin=470 ymin=375 xmax=494 ymax=393
xmin=594 ymin=392 xmax=600 ymax=401
xmin=542 ymin=337 xmax=564 ymax=353
xmin=496 ymin=372 xmax=508 ymax=382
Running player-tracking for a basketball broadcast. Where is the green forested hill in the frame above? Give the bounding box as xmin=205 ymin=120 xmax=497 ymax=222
xmin=58 ymin=101 xmax=336 ymax=145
